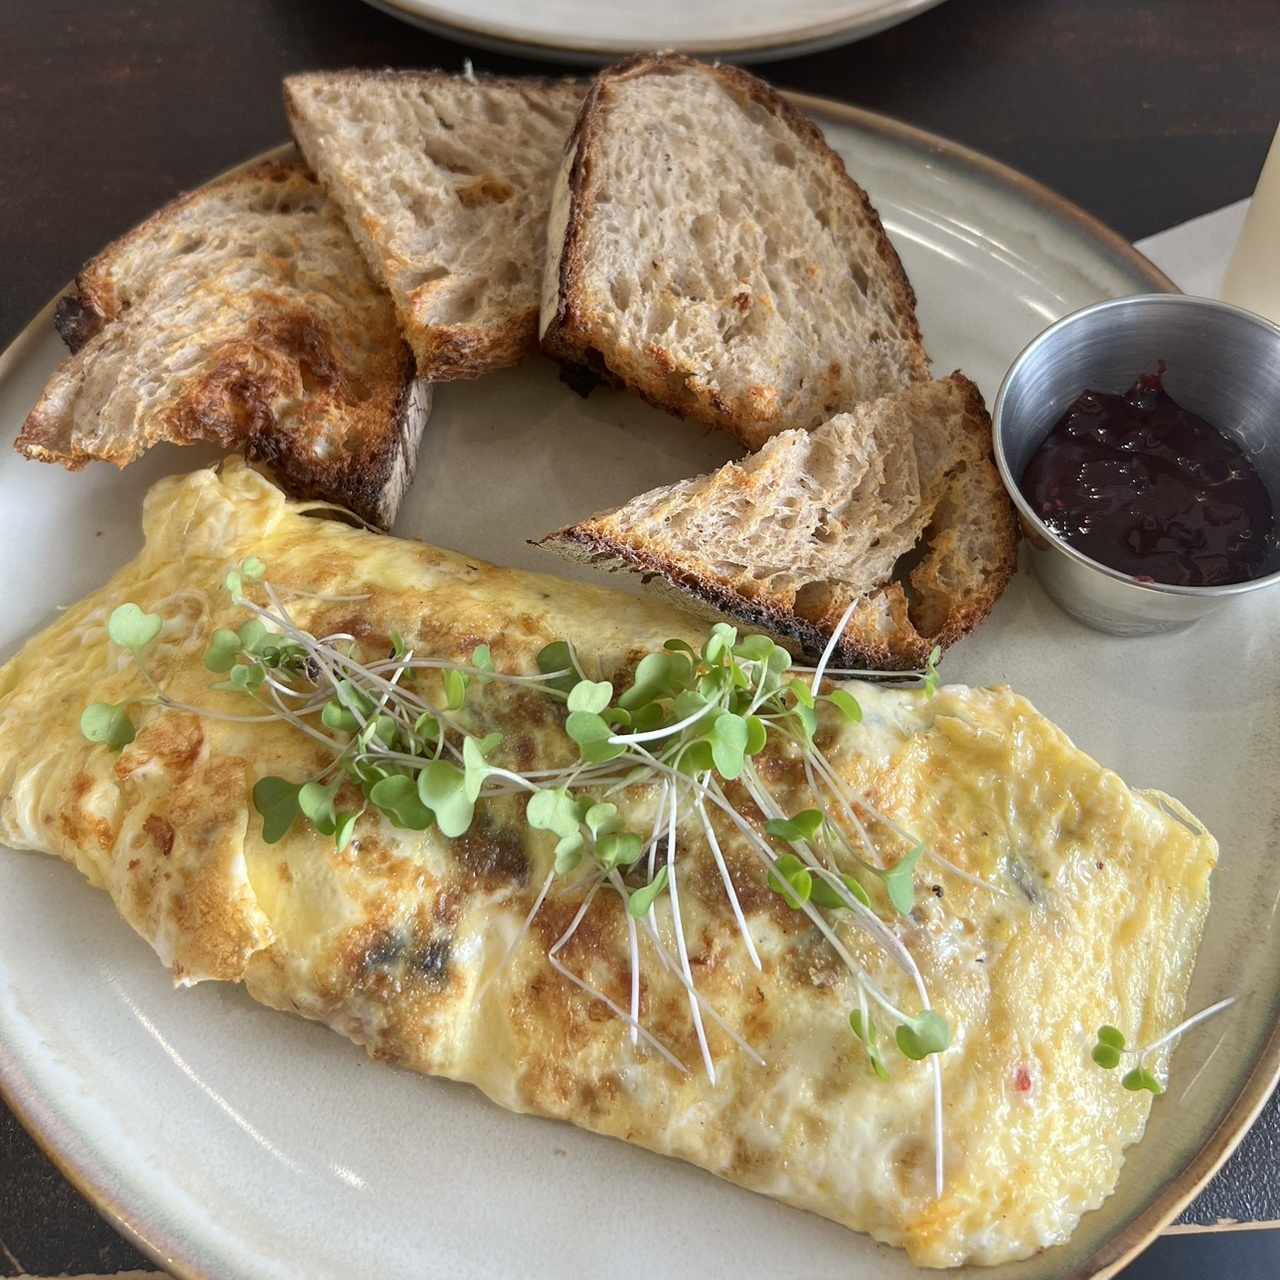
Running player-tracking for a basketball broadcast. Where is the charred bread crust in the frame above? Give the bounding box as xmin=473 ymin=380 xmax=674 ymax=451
xmin=53 ymin=291 xmax=106 ymax=353
xmin=540 ymin=53 xmax=930 ymax=442
xmin=540 ymin=371 xmax=1019 ymax=670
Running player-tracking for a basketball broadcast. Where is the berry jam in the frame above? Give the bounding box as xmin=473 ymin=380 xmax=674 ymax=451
xmin=1020 ymin=367 xmax=1275 ymax=587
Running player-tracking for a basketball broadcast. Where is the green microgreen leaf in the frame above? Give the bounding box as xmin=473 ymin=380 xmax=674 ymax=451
xmin=675 ymin=738 xmax=715 ymax=776
xmin=462 ymin=733 xmax=501 ymax=802
xmin=597 ymin=831 xmax=645 ymax=871
xmin=895 ymin=1010 xmax=951 ymax=1061
xmin=921 ymin=644 xmax=943 ymax=699
xmin=810 ymin=871 xmax=871 ymax=911
xmin=744 ymin=714 xmax=767 ymax=756
xmin=334 ymin=809 xmax=362 ymax=852
xmin=107 ymin=602 xmax=162 ymax=653
xmin=823 ymin=689 xmax=862 ymax=723
xmin=215 ymin=662 xmax=264 ymax=694
xmin=880 ymin=842 xmax=924 ymax=916
xmin=79 ymin=702 xmax=136 ymax=749
xmin=416 ymin=760 xmax=473 ymax=837
xmin=335 ymin=679 xmax=373 ymax=720
xmin=567 ymin=679 xmax=613 ymax=714
xmin=1122 ymin=1067 xmax=1163 ymax=1095
xmin=584 ymin=802 xmax=621 ymax=840
xmin=390 ymin=630 xmax=409 ymax=661
xmin=322 ymin=700 xmax=359 ymax=733
xmin=789 ymin=678 xmax=815 ymax=709
xmin=618 ymin=651 xmax=686 ymax=711
xmin=765 ymin=809 xmax=824 ymax=844
xmin=253 ymin=776 xmax=301 ymax=844
xmin=850 ymin=1009 xmax=890 ymax=1080
xmin=628 ymin=866 xmax=670 ymax=917
xmin=238 ymin=619 xmax=269 ymax=655
xmin=630 ymin=702 xmax=666 ymax=733
xmin=554 ymin=833 xmax=585 ymax=875
xmin=442 ymin=668 xmax=468 ymax=711
xmin=1092 ymin=1043 xmax=1123 ymax=1070
xmin=204 ymin=628 xmax=242 ymax=673
xmin=602 ymin=706 xmax=632 ymax=728
xmin=767 ymin=854 xmax=813 ymax=910
xmin=565 ymin=710 xmax=623 ymax=763
xmin=224 ymin=570 xmax=243 ymax=597
xmin=527 ymin=788 xmax=581 ymax=840
xmin=370 ymin=775 xmax=434 ymax=831
xmin=471 ymin=644 xmax=494 ymax=675
xmin=703 ymin=622 xmax=738 ymax=663
xmin=536 ymin=640 xmax=580 ymax=694
xmin=414 ymin=711 xmax=440 ymax=742
xmin=241 ymin=556 xmax=266 ymax=581
xmin=708 ymin=710 xmax=749 ymax=780
xmin=663 ymin=639 xmax=697 ymax=657
xmin=1097 ymin=1025 xmax=1126 ymax=1050
xmin=298 ymin=780 xmax=340 ymax=835
xmin=733 ymin=634 xmax=775 ymax=663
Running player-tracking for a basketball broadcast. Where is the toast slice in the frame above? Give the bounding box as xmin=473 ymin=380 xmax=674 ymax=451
xmin=284 ymin=70 xmax=584 ymax=381
xmin=16 ymin=153 xmax=429 ymax=529
xmin=540 ymin=375 xmax=1019 ymax=669
xmin=540 ymin=54 xmax=930 ymax=450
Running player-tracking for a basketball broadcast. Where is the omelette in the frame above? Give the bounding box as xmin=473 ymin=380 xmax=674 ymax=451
xmin=0 ymin=460 xmax=1216 ymax=1268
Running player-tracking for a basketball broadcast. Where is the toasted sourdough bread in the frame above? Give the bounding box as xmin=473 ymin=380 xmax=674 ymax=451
xmin=540 ymin=54 xmax=930 ymax=450
xmin=16 ymin=153 xmax=429 ymax=529
xmin=285 ymin=70 xmax=584 ymax=381
xmin=541 ymin=375 xmax=1019 ymax=668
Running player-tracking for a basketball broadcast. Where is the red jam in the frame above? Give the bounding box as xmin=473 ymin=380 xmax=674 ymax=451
xmin=1020 ymin=367 xmax=1275 ymax=587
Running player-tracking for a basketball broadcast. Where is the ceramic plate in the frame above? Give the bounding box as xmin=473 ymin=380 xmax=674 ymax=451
xmin=359 ymin=0 xmax=948 ymax=64
xmin=3 ymin=99 xmax=1277 ymax=1280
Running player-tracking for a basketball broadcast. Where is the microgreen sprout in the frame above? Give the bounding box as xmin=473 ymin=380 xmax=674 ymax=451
xmin=80 ymin=560 xmax=971 ymax=1193
xmin=1089 ymin=997 xmax=1236 ymax=1097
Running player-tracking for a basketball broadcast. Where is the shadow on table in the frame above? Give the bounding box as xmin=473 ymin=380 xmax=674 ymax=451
xmin=1119 ymin=1228 xmax=1280 ymax=1279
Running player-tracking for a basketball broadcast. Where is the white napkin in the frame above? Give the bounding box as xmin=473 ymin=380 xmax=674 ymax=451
xmin=1133 ymin=199 xmax=1251 ymax=297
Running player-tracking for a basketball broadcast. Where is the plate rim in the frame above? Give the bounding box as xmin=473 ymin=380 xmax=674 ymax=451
xmin=359 ymin=0 xmax=950 ymax=62
xmin=5 ymin=98 xmax=1254 ymax=1280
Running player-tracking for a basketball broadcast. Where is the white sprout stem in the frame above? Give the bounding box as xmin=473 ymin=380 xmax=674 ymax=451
xmin=740 ymin=766 xmax=930 ymax=1011
xmin=806 ymin=743 xmax=1004 ymax=898
xmin=633 ymin=902 xmax=767 ymax=1068
xmin=665 ymin=790 xmax=717 ymax=1084
xmin=646 ymin=781 xmax=671 ymax=882
xmin=367 ymin=657 xmax=572 ymax=693
xmin=476 ymin=867 xmax=556 ymax=998
xmin=702 ymin=777 xmax=915 ymax=1025
xmin=809 ymin=598 xmax=860 ymax=696
xmin=609 ymin=695 xmax=719 ymax=746
xmin=695 ymin=793 xmax=762 ymax=971
xmin=1140 ymin=996 xmax=1236 ymax=1060
xmin=624 ymin=887 xmax=642 ymax=1048
xmin=259 ymin=682 xmax=348 ymax=755
xmin=549 ymin=879 xmax=687 ymax=1073
xmin=932 ymin=1057 xmax=945 ymax=1198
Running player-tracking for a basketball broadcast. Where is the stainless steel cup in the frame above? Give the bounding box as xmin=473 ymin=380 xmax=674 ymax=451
xmin=991 ymin=293 xmax=1280 ymax=635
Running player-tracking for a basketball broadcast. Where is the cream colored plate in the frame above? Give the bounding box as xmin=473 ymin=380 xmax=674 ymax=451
xmin=360 ymin=0 xmax=948 ymax=64
xmin=3 ymin=101 xmax=1276 ymax=1280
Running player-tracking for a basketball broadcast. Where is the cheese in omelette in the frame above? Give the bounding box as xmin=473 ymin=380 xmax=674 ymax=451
xmin=0 ymin=460 xmax=1216 ymax=1268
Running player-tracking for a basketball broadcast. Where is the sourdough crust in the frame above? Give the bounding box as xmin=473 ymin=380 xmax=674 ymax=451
xmin=284 ymin=68 xmax=581 ymax=382
xmin=540 ymin=373 xmax=1019 ymax=670
xmin=541 ymin=53 xmax=930 ymax=445
xmin=18 ymin=153 xmax=428 ymax=529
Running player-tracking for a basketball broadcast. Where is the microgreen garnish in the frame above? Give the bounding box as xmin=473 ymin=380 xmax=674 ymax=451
xmin=79 ymin=702 xmax=136 ymax=749
xmin=253 ymin=777 xmax=301 ymax=844
xmin=1089 ymin=998 xmax=1235 ymax=1097
xmin=921 ymin=645 xmax=943 ymax=699
xmin=79 ymin=563 xmax=970 ymax=1197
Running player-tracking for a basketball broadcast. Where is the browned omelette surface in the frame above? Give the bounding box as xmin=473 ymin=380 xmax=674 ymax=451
xmin=0 ymin=461 xmax=1216 ymax=1267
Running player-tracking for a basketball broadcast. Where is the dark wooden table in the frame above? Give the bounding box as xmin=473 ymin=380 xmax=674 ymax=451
xmin=1 ymin=1 xmax=1278 ymax=1276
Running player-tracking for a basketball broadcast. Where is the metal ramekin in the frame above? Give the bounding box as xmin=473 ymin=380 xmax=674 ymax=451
xmin=992 ymin=293 xmax=1280 ymax=635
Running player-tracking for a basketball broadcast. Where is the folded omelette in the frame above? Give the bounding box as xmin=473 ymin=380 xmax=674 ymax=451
xmin=0 ymin=460 xmax=1216 ymax=1268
